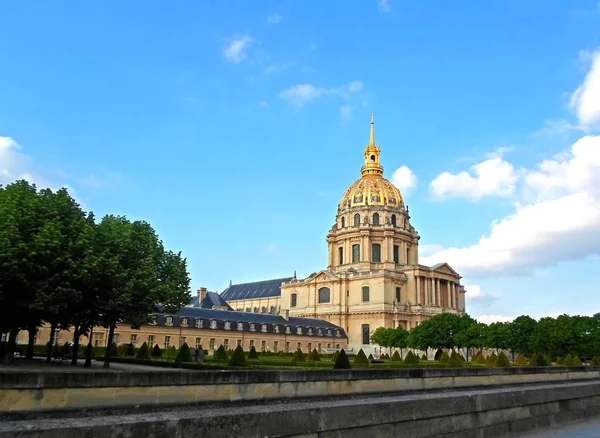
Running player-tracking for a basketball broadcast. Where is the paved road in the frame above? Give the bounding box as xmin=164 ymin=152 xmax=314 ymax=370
xmin=515 ymin=417 xmax=600 ymax=437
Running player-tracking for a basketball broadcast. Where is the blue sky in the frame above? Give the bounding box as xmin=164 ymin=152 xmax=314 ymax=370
xmin=1 ymin=0 xmax=600 ymax=323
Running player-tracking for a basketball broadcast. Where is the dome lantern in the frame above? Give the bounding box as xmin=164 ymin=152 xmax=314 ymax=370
xmin=362 ymin=113 xmax=384 ymax=177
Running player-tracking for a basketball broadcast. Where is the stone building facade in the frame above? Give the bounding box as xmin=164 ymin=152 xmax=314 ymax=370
xmin=223 ymin=115 xmax=466 ymax=354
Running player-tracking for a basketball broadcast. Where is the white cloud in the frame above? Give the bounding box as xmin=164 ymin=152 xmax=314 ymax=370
xmin=267 ymin=13 xmax=282 ymax=24
xmin=476 ymin=314 xmax=514 ymax=325
xmin=569 ymin=50 xmax=600 ymax=127
xmin=422 ymin=135 xmax=600 ymax=278
xmin=340 ymin=105 xmax=354 ymax=120
xmin=279 ymin=81 xmax=363 ymax=107
xmin=0 ymin=136 xmax=48 ymax=187
xmin=223 ymin=36 xmax=253 ymax=63
xmin=377 ymin=0 xmax=391 ymax=12
xmin=430 ymin=157 xmax=518 ymax=200
xmin=390 ymin=165 xmax=418 ymax=194
xmin=264 ymin=62 xmax=295 ymax=75
xmin=534 ymin=119 xmax=584 ymax=137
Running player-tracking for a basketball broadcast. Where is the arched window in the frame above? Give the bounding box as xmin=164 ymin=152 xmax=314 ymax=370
xmin=372 ymin=243 xmax=381 ymax=262
xmin=318 ymin=287 xmax=331 ymax=303
xmin=352 ymin=244 xmax=360 ymax=263
xmin=270 ymin=306 xmax=276 ymax=314
xmin=261 ymin=306 xmax=267 ymax=313
xmin=341 ymin=217 xmax=345 ymax=228
xmin=354 ymin=214 xmax=360 ymax=227
xmin=373 ymin=213 xmax=380 ymax=225
xmin=391 ymin=214 xmax=397 ymax=227
xmin=291 ymin=293 xmax=297 ymax=307
xmin=370 ymin=155 xmax=375 ymax=163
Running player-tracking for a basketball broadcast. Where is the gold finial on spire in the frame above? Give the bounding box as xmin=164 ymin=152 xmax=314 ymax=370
xmin=370 ymin=113 xmax=375 ymax=145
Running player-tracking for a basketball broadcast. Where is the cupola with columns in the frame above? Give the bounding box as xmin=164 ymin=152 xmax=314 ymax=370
xmin=327 ymin=114 xmax=420 ymax=273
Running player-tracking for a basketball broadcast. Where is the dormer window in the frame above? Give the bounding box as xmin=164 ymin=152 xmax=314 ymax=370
xmin=166 ymin=316 xmax=173 ymax=327
xmin=326 ymin=329 xmax=332 ymax=337
xmin=249 ymin=323 xmax=256 ymax=332
xmin=273 ymin=325 xmax=280 ymax=334
xmin=210 ymin=320 xmax=217 ymax=329
xmin=335 ymin=329 xmax=341 ymax=337
xmin=181 ymin=317 xmax=188 ymax=328
xmin=195 ymin=318 xmax=203 ymax=328
xmin=224 ymin=321 xmax=231 ymax=330
xmin=149 ymin=316 xmax=157 ymax=326
xmin=237 ymin=322 xmax=243 ymax=331
xmin=308 ymin=327 xmax=313 ymax=335
xmin=297 ymin=327 xmax=302 ymax=335
xmin=261 ymin=324 xmax=267 ymax=333
xmin=285 ymin=326 xmax=291 ymax=334
xmin=317 ymin=328 xmax=323 ymax=336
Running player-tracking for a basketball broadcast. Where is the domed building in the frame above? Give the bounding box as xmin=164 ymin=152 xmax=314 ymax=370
xmin=222 ymin=115 xmax=466 ymax=353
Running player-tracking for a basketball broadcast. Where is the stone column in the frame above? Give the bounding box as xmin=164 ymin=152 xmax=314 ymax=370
xmin=415 ymin=276 xmax=421 ymax=305
xmin=446 ymin=281 xmax=451 ymax=309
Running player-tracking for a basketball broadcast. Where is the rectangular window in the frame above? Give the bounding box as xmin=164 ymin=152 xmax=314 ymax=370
xmin=396 ymin=287 xmax=401 ymax=302
xmin=164 ymin=336 xmax=171 ymax=348
xmin=318 ymin=343 xmax=322 ymax=352
xmin=285 ymin=342 xmax=290 ymax=353
xmin=195 ymin=337 xmax=202 ymax=349
xmin=273 ymin=341 xmax=278 ymax=353
xmin=291 ymin=294 xmax=297 ymax=307
xmin=93 ymin=333 xmax=104 ymax=347
xmin=327 ymin=343 xmax=331 ymax=348
xmin=130 ymin=334 xmax=137 ymax=346
xmin=249 ymin=340 xmax=254 ymax=348
xmin=338 ymin=247 xmax=344 ymax=264
xmin=297 ymin=342 xmax=301 ymax=351
xmin=352 ymin=244 xmax=360 ymax=263
xmin=393 ymin=245 xmax=399 ymax=264
xmin=362 ymin=324 xmax=370 ymax=345
xmin=209 ymin=338 xmax=215 ymax=350
xmin=261 ymin=340 xmax=266 ymax=352
xmin=179 ymin=337 xmax=185 ymax=347
xmin=336 ymin=344 xmax=340 ymax=349
xmin=224 ymin=339 xmax=229 ymax=350
xmin=362 ymin=286 xmax=370 ymax=302
xmin=406 ymin=247 xmax=411 ymax=264
xmin=112 ymin=333 xmax=119 ymax=345
xmin=308 ymin=342 xmax=312 ymax=352
xmin=372 ymin=244 xmax=381 ymax=262
xmin=237 ymin=339 xmax=242 ymax=347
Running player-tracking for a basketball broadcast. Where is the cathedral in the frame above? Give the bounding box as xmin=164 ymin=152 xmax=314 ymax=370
xmin=221 ymin=115 xmax=466 ymax=353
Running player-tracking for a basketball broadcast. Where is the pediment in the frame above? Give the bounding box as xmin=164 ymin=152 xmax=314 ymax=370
xmin=306 ymin=270 xmax=340 ymax=284
xmin=431 ymin=263 xmax=460 ymax=277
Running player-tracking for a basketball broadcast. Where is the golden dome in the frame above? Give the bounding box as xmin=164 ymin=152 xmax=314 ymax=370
xmin=339 ymin=114 xmax=405 ymax=211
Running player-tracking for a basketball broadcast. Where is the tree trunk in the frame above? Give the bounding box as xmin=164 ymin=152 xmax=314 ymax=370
xmin=84 ymin=327 xmax=93 ymax=368
xmin=71 ymin=324 xmax=80 ymax=366
xmin=3 ymin=329 xmax=19 ymax=364
xmin=46 ymin=322 xmax=56 ymax=363
xmin=26 ymin=325 xmax=36 ymax=359
xmin=103 ymin=322 xmax=115 ymax=369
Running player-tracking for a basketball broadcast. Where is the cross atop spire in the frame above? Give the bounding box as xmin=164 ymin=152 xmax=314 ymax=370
xmin=370 ymin=113 xmax=375 ymax=145
xmin=362 ymin=113 xmax=383 ymax=177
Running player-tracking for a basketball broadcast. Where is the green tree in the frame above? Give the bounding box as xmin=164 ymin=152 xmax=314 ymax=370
xmin=370 ymin=327 xmax=393 ymax=353
xmin=94 ymin=216 xmax=190 ymax=368
xmin=506 ymin=315 xmax=537 ymax=358
xmin=390 ymin=327 xmax=409 ymax=357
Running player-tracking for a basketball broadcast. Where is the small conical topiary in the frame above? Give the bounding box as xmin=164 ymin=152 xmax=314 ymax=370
xmin=476 ymin=354 xmax=487 ymax=365
xmin=175 ymin=342 xmax=191 ymax=363
xmin=292 ymin=348 xmax=306 ymax=362
xmin=404 ymin=351 xmax=420 ymax=365
xmin=152 ymin=344 xmax=162 ymax=357
xmin=421 ymin=353 xmax=427 ymax=360
xmin=572 ymin=355 xmax=582 ymax=366
xmin=486 ymin=352 xmax=498 ymax=367
xmin=109 ymin=342 xmax=119 ymax=357
xmin=529 ymin=353 xmax=550 ymax=366
xmin=354 ymin=349 xmax=370 ymax=367
xmin=459 ymin=353 xmax=466 ymax=362
xmin=564 ymin=353 xmax=574 ymax=366
xmin=136 ymin=342 xmax=151 ymax=360
xmin=309 ymin=349 xmax=321 ymax=361
xmin=391 ymin=351 xmax=402 ymax=362
xmin=439 ymin=351 xmax=450 ymax=364
xmin=368 ymin=353 xmax=374 ymax=360
xmin=515 ymin=354 xmax=528 ymax=365
xmin=228 ymin=345 xmax=247 ymax=367
xmin=495 ymin=351 xmax=511 ymax=368
xmin=213 ymin=345 xmax=229 ymax=362
xmin=591 ymin=356 xmax=600 ymax=366
xmin=248 ymin=346 xmax=259 ymax=359
xmin=556 ymin=356 xmax=564 ymax=365
xmin=124 ymin=343 xmax=135 ymax=357
xmin=332 ymin=350 xmax=340 ymax=363
xmin=446 ymin=350 xmax=463 ymax=368
xmin=434 ymin=349 xmax=443 ymax=361
xmin=278 ymin=350 xmax=287 ymax=358
xmin=333 ymin=349 xmax=351 ymax=369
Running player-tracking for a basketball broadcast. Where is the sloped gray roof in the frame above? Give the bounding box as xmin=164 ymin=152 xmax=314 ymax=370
xmin=220 ymin=277 xmax=293 ymax=301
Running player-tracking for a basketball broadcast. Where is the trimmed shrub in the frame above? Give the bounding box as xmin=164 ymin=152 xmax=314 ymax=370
xmin=278 ymin=350 xmax=287 ymax=358
xmin=446 ymin=350 xmax=463 ymax=368
xmin=248 ymin=346 xmax=259 ymax=359
xmin=175 ymin=343 xmax=191 ymax=363
xmin=164 ymin=345 xmax=178 ymax=359
xmin=354 ymin=349 xmax=370 ymax=367
xmin=404 ymin=351 xmax=420 ymax=365
xmin=564 ymin=353 xmax=574 ymax=366
xmin=495 ymin=351 xmax=511 ymax=368
xmin=591 ymin=356 xmax=600 ymax=366
xmin=382 ymin=353 xmax=390 ymax=360
xmin=152 ymin=344 xmax=162 ymax=357
xmin=486 ymin=353 xmax=498 ymax=367
xmin=471 ymin=351 xmax=480 ymax=362
xmin=458 ymin=353 xmax=466 ymax=362
xmin=391 ymin=351 xmax=402 ymax=362
xmin=292 ymin=348 xmax=306 ymax=362
xmin=476 ymin=354 xmax=487 ymax=365
xmin=516 ymin=354 xmax=528 ymax=365
xmin=421 ymin=353 xmax=427 ymax=360
xmin=572 ymin=355 xmax=582 ymax=366
xmin=227 ymin=349 xmax=234 ymax=357
xmin=228 ymin=345 xmax=247 ymax=367
xmin=60 ymin=342 xmax=72 ymax=356
xmin=529 ymin=353 xmax=550 ymax=366
xmin=213 ymin=345 xmax=229 ymax=362
xmin=434 ymin=349 xmax=443 ymax=361
xmin=123 ymin=343 xmax=135 ymax=357
xmin=333 ymin=349 xmax=351 ymax=369
xmin=556 ymin=356 xmax=564 ymax=365
xmin=368 ymin=353 xmax=374 ymax=360
xmin=332 ymin=350 xmax=340 ymax=363
xmin=439 ymin=351 xmax=450 ymax=364
xmin=309 ymin=349 xmax=321 ymax=361
xmin=136 ymin=342 xmax=151 ymax=360
xmin=109 ymin=342 xmax=119 ymax=357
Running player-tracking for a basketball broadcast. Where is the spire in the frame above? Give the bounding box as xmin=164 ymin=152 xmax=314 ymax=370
xmin=370 ymin=113 xmax=375 ymax=145
xmin=293 ymin=270 xmax=297 ymax=279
